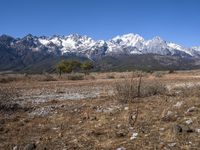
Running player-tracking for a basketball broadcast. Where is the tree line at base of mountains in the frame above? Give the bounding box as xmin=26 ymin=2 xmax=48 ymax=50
xmin=57 ymin=60 xmax=93 ymax=76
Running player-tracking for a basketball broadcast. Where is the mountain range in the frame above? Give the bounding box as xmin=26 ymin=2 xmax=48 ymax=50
xmin=1 ymin=33 xmax=200 ymax=73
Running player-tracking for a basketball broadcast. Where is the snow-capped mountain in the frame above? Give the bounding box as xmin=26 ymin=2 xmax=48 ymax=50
xmin=1 ymin=33 xmax=200 ymax=59
xmin=0 ymin=33 xmax=200 ymax=59
xmin=1 ymin=33 xmax=200 ymax=72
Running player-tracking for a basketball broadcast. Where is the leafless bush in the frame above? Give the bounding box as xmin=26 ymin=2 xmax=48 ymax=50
xmin=131 ymin=71 xmax=148 ymax=78
xmin=41 ymin=74 xmax=57 ymax=81
xmin=67 ymin=74 xmax=84 ymax=80
xmin=114 ymin=78 xmax=138 ymax=103
xmin=172 ymin=84 xmax=200 ymax=97
xmin=141 ymin=81 xmax=166 ymax=97
xmin=0 ymin=76 xmax=17 ymax=83
xmin=84 ymin=75 xmax=96 ymax=80
xmin=153 ymin=72 xmax=164 ymax=78
xmin=168 ymin=70 xmax=175 ymax=74
xmin=106 ymin=75 xmax=115 ymax=79
xmin=114 ymin=76 xmax=166 ymax=103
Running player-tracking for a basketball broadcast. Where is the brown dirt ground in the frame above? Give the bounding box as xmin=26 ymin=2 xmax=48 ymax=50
xmin=0 ymin=71 xmax=200 ymax=150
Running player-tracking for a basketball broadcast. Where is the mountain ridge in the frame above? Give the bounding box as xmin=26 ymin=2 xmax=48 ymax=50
xmin=1 ymin=33 xmax=200 ymax=72
xmin=1 ymin=33 xmax=199 ymax=59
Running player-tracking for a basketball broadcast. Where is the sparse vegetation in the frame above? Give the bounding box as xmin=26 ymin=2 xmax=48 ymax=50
xmin=67 ymin=73 xmax=84 ymax=80
xmin=81 ymin=61 xmax=94 ymax=75
xmin=168 ymin=69 xmax=175 ymax=74
xmin=0 ymin=77 xmax=16 ymax=83
xmin=57 ymin=60 xmax=81 ymax=76
xmin=57 ymin=60 xmax=93 ymax=76
xmin=57 ymin=60 xmax=68 ymax=76
xmin=0 ymin=87 xmax=22 ymax=112
xmin=1 ymin=71 xmax=200 ymax=149
xmin=41 ymin=73 xmax=57 ymax=81
xmin=153 ymin=71 xmax=165 ymax=78
xmin=106 ymin=74 xmax=115 ymax=79
xmin=114 ymin=75 xmax=166 ymax=103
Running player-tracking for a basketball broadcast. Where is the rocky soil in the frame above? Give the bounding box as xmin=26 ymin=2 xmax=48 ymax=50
xmin=1 ymin=71 xmax=200 ymax=149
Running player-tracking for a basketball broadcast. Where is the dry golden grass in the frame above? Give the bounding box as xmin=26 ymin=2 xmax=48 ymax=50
xmin=1 ymin=70 xmax=200 ymax=149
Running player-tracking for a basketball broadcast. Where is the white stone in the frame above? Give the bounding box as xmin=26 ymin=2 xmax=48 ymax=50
xmin=185 ymin=119 xmax=193 ymax=125
xmin=174 ymin=101 xmax=183 ymax=108
xmin=130 ymin=132 xmax=138 ymax=140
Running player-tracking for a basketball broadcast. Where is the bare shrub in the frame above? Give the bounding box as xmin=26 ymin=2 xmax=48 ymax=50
xmin=172 ymin=84 xmax=200 ymax=97
xmin=168 ymin=69 xmax=175 ymax=74
xmin=42 ymin=74 xmax=57 ymax=81
xmin=0 ymin=76 xmax=17 ymax=83
xmin=131 ymin=71 xmax=147 ymax=78
xmin=28 ymin=74 xmax=57 ymax=82
xmin=114 ymin=78 xmax=138 ymax=103
xmin=153 ymin=72 xmax=164 ymax=78
xmin=114 ymin=76 xmax=166 ymax=103
xmin=84 ymin=75 xmax=95 ymax=80
xmin=67 ymin=74 xmax=84 ymax=80
xmin=0 ymin=74 xmax=31 ymax=83
xmin=107 ymin=75 xmax=115 ymax=79
xmin=141 ymin=81 xmax=166 ymax=97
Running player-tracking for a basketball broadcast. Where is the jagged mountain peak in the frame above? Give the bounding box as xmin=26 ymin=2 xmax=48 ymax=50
xmin=0 ymin=34 xmax=15 ymax=45
xmin=151 ymin=36 xmax=164 ymax=41
xmin=22 ymin=34 xmax=37 ymax=40
xmin=192 ymin=46 xmax=200 ymax=51
xmin=112 ymin=33 xmax=144 ymax=44
xmin=1 ymin=33 xmax=200 ymax=59
xmin=146 ymin=36 xmax=166 ymax=45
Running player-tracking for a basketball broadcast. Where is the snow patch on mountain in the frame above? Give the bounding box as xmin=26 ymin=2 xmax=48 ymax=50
xmin=167 ymin=42 xmax=192 ymax=56
xmin=1 ymin=33 xmax=200 ymax=59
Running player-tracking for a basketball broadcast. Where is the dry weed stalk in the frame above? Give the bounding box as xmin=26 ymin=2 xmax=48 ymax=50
xmin=114 ymin=72 xmax=166 ymax=103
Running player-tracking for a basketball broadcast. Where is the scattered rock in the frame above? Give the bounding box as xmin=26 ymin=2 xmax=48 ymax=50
xmin=23 ymin=143 xmax=36 ymax=150
xmin=195 ymin=128 xmax=200 ymax=133
xmin=159 ymin=128 xmax=165 ymax=131
xmin=162 ymin=111 xmax=178 ymax=122
xmin=58 ymin=132 xmax=63 ymax=138
xmin=116 ymin=129 xmax=128 ymax=137
xmin=130 ymin=132 xmax=138 ymax=140
xmin=116 ymin=147 xmax=126 ymax=150
xmin=174 ymin=101 xmax=183 ymax=108
xmin=182 ymin=125 xmax=194 ymax=133
xmin=168 ymin=142 xmax=176 ymax=147
xmin=173 ymin=124 xmax=194 ymax=134
xmin=186 ymin=106 xmax=196 ymax=113
xmin=115 ymin=124 xmax=129 ymax=137
xmin=124 ymin=107 xmax=129 ymax=110
xmin=13 ymin=146 xmax=18 ymax=150
xmin=185 ymin=119 xmax=193 ymax=125
xmin=173 ymin=125 xmax=182 ymax=133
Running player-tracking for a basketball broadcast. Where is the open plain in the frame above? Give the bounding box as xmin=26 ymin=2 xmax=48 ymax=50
xmin=1 ymin=71 xmax=200 ymax=150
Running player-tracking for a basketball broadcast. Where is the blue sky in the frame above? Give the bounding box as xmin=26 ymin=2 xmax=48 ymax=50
xmin=0 ymin=0 xmax=199 ymax=47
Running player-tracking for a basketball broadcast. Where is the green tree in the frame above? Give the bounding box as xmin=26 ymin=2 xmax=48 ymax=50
xmin=57 ymin=60 xmax=82 ymax=76
xmin=57 ymin=60 xmax=67 ymax=77
xmin=81 ymin=61 xmax=93 ymax=75
xmin=69 ymin=60 xmax=81 ymax=72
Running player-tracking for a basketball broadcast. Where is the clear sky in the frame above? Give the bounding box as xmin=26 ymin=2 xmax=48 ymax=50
xmin=0 ymin=0 xmax=199 ymax=47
